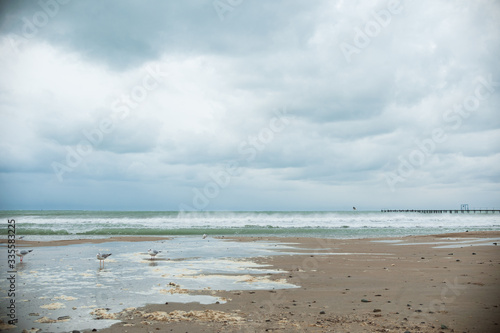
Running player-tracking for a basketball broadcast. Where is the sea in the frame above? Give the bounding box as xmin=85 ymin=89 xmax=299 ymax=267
xmin=1 ymin=210 xmax=499 ymax=332
xmin=1 ymin=210 xmax=499 ymax=240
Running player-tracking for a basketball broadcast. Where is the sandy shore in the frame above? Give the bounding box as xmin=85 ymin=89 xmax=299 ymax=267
xmin=59 ymin=231 xmax=500 ymax=333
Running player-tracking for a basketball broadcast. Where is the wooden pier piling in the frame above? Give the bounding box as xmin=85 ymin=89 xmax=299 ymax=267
xmin=381 ymin=209 xmax=500 ymax=214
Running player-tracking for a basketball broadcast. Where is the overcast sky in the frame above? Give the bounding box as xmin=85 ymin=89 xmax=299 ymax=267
xmin=0 ymin=0 xmax=499 ymax=211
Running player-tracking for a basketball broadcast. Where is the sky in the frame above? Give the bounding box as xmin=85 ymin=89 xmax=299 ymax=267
xmin=0 ymin=0 xmax=499 ymax=211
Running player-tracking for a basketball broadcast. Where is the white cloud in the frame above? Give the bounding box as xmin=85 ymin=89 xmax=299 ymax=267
xmin=0 ymin=0 xmax=499 ymax=210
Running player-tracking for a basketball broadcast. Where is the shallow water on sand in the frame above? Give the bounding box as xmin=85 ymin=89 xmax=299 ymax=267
xmin=0 ymin=237 xmax=304 ymax=332
xmin=7 ymin=235 xmax=498 ymax=332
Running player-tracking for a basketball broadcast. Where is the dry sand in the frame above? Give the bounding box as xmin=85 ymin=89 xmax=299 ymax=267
xmin=69 ymin=231 xmax=500 ymax=333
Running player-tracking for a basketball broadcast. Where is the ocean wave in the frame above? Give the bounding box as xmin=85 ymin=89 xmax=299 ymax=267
xmin=1 ymin=210 xmax=498 ymax=237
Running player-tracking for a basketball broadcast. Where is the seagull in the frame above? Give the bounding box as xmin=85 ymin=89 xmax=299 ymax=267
xmin=202 ymin=234 xmax=207 ymax=239
xmin=15 ymin=249 xmax=33 ymax=262
xmin=148 ymin=249 xmax=161 ymax=260
xmin=97 ymin=253 xmax=112 ymax=267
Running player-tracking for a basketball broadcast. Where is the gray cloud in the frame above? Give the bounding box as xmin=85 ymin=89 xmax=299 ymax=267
xmin=1 ymin=0 xmax=499 ymax=210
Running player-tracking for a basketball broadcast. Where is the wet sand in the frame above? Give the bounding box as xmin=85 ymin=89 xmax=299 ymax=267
xmin=73 ymin=232 xmax=500 ymax=333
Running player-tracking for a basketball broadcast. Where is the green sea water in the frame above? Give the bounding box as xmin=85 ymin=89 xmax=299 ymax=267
xmin=1 ymin=210 xmax=499 ymax=239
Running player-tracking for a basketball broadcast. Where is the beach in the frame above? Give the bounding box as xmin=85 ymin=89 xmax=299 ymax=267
xmin=3 ymin=1 xmax=500 ymax=329
xmin=1 ymin=231 xmax=499 ymax=332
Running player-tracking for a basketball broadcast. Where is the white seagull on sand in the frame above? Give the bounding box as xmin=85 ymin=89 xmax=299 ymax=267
xmin=202 ymin=234 xmax=207 ymax=239
xmin=15 ymin=249 xmax=33 ymax=262
xmin=97 ymin=253 xmax=112 ymax=267
xmin=147 ymin=249 xmax=161 ymax=260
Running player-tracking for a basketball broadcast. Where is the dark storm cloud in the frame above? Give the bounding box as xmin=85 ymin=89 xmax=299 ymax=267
xmin=0 ymin=0 xmax=499 ymax=210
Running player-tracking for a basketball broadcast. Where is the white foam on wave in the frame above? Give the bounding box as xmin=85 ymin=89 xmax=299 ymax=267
xmin=14 ymin=211 xmax=500 ymax=229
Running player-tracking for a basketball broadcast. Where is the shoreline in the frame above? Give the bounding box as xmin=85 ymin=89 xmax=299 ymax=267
xmin=0 ymin=236 xmax=172 ymax=247
xmin=2 ymin=230 xmax=498 ymax=248
xmin=72 ymin=231 xmax=500 ymax=332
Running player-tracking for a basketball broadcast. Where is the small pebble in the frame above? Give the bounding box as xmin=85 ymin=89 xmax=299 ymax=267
xmin=319 ymin=311 xmax=326 ymax=314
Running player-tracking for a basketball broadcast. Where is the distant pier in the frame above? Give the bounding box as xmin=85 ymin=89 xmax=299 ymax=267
xmin=381 ymin=209 xmax=500 ymax=214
